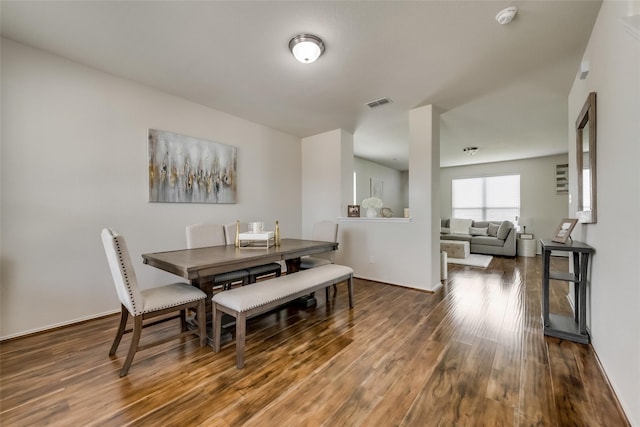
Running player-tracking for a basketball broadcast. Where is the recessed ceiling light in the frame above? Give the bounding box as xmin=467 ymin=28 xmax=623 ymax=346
xmin=496 ymin=6 xmax=518 ymax=25
xmin=289 ymin=34 xmax=325 ymax=64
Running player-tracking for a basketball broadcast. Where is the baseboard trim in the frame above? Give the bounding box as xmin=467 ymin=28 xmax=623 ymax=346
xmin=354 ymin=276 xmax=437 ymax=294
xmin=0 ymin=309 xmax=119 ymax=342
xmin=590 ymin=343 xmax=633 ymax=426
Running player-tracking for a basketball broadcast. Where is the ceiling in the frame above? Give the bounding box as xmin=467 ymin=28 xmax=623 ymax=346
xmin=0 ymin=1 xmax=601 ymax=170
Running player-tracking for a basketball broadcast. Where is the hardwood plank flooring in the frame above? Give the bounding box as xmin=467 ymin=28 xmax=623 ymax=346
xmin=0 ymin=256 xmax=630 ymax=426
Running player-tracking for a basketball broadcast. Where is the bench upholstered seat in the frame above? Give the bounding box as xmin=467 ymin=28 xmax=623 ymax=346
xmin=212 ymin=263 xmax=354 ymax=368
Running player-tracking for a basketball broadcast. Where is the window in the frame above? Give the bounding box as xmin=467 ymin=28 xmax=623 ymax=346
xmin=452 ymin=175 xmax=520 ymax=222
xmin=353 ymin=170 xmax=357 ymax=205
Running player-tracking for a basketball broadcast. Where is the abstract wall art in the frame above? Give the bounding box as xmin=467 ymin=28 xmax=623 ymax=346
xmin=148 ymin=129 xmax=237 ymax=203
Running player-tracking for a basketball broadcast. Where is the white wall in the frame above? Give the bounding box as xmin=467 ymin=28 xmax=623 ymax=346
xmin=0 ymin=39 xmax=302 ymax=338
xmin=338 ymin=105 xmax=440 ymax=291
xmin=354 ymin=157 xmax=406 ymax=217
xmin=440 ymin=154 xmax=570 ymax=253
xmin=567 ymin=1 xmax=640 ymax=424
xmin=400 ymin=171 xmax=409 ymax=213
xmin=301 ymin=129 xmax=353 ymax=238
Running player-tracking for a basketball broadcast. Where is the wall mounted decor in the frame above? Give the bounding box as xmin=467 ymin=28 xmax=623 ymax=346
xmin=370 ymin=178 xmax=383 ymax=200
xmin=148 ymin=129 xmax=237 ymax=203
xmin=556 ymin=164 xmax=568 ymax=193
xmin=576 ymin=92 xmax=597 ymax=223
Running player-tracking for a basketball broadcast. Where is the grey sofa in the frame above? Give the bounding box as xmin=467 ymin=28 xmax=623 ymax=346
xmin=440 ymin=218 xmax=516 ymax=257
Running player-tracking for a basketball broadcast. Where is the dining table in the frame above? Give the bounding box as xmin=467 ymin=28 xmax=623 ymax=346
xmin=142 ymin=238 xmax=339 ymax=340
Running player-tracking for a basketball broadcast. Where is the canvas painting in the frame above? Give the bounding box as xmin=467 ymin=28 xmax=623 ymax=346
xmin=370 ymin=178 xmax=384 ymax=200
xmin=148 ymin=129 xmax=237 ymax=203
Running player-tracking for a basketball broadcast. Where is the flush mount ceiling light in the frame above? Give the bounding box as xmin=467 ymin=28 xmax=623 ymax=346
xmin=495 ymin=6 xmax=518 ymax=25
xmin=289 ymin=34 xmax=325 ymax=64
xmin=463 ymin=146 xmax=479 ymax=155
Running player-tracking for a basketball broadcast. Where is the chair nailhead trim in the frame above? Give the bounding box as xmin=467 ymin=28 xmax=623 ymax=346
xmin=114 ymin=235 xmax=138 ymax=314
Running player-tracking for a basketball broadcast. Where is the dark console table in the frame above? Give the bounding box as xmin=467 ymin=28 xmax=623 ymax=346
xmin=540 ymin=239 xmax=594 ymax=344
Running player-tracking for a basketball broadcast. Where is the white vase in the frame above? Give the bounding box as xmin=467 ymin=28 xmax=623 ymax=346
xmin=366 ymin=207 xmax=377 ymax=218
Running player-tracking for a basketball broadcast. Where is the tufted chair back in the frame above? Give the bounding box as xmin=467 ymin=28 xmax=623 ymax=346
xmin=224 ymin=222 xmax=245 ymax=245
xmin=186 ymin=223 xmax=226 ymax=249
xmin=101 ymin=228 xmax=144 ymax=316
xmin=311 ymin=221 xmax=339 ymax=263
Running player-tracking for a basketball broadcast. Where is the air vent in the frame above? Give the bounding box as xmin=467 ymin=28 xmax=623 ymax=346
xmin=366 ymin=97 xmax=392 ymax=109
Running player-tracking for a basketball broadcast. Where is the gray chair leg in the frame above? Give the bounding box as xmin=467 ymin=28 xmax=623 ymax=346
xmin=197 ymin=300 xmax=206 ymax=347
xmin=180 ymin=309 xmax=187 ymax=332
xmin=120 ymin=315 xmax=143 ymax=377
xmin=110 ymin=305 xmax=129 ymax=356
xmin=213 ymin=305 xmax=223 ymax=352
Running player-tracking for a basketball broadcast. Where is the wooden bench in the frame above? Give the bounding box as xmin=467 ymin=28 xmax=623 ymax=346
xmin=212 ymin=264 xmax=354 ymax=368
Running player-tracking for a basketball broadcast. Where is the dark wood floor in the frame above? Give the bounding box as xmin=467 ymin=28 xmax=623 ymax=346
xmin=0 ymin=256 xmax=629 ymax=426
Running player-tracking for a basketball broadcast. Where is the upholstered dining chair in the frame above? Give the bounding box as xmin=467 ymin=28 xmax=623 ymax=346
xmin=223 ymin=222 xmax=282 ymax=283
xmin=300 ymin=221 xmax=339 ymax=300
xmin=101 ymin=228 xmax=206 ymax=377
xmin=300 ymin=221 xmax=339 ymax=270
xmin=186 ymin=223 xmax=249 ymax=290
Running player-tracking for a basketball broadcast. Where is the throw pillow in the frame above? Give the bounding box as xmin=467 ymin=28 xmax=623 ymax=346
xmin=469 ymin=226 xmax=488 ymax=236
xmin=450 ymin=218 xmax=473 ymax=234
xmin=497 ymin=221 xmax=513 ymax=240
xmin=488 ymin=223 xmax=500 ymax=237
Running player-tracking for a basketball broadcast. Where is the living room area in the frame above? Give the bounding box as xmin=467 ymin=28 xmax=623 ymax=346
xmin=1 ymin=1 xmax=638 ymax=425
xmin=438 ymin=153 xmax=569 ymax=264
xmin=353 ymin=152 xmax=567 ymax=251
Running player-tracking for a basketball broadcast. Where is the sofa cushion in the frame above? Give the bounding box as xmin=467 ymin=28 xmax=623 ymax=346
xmin=471 ymin=236 xmax=505 ymax=247
xmin=469 ymin=226 xmax=488 ymax=236
xmin=440 ymin=233 xmax=471 ymax=242
xmin=450 ymin=218 xmax=473 ymax=234
xmin=497 ymin=221 xmax=513 ymax=240
xmin=488 ymin=223 xmax=500 ymax=237
xmin=440 ymin=227 xmax=450 ymax=234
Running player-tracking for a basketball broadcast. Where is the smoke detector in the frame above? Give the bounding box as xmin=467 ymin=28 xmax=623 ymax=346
xmin=496 ymin=6 xmax=518 ymax=25
xmin=463 ymin=146 xmax=479 ymax=155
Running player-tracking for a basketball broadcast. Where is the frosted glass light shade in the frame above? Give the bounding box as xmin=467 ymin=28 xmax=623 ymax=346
xmin=289 ymin=34 xmax=325 ymax=64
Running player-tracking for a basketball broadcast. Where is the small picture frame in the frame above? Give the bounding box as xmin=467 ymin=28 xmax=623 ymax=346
xmin=347 ymin=205 xmax=360 ymax=218
xmin=551 ymin=218 xmax=578 ymax=243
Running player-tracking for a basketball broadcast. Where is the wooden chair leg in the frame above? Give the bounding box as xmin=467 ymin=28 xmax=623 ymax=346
xmin=109 ymin=305 xmax=129 ymax=356
xmin=347 ymin=277 xmax=354 ymax=309
xmin=236 ymin=313 xmax=246 ymax=369
xmin=325 ymin=286 xmax=329 ymax=302
xmin=197 ymin=300 xmax=206 ymax=347
xmin=120 ymin=315 xmax=143 ymax=377
xmin=180 ymin=309 xmax=187 ymax=332
xmin=213 ymin=305 xmax=223 ymax=352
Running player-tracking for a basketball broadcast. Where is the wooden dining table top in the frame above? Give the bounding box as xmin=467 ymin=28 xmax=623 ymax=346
xmin=142 ymin=238 xmax=338 ymax=281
